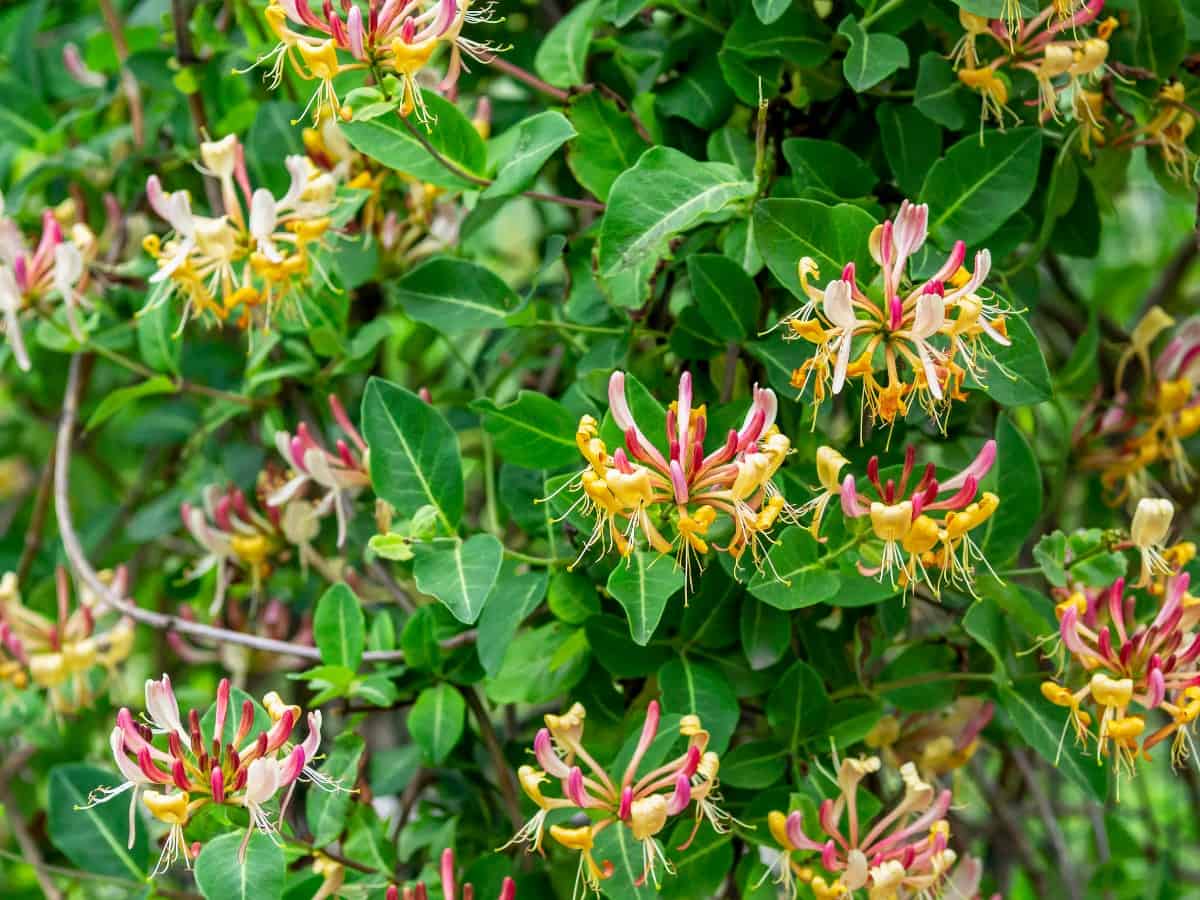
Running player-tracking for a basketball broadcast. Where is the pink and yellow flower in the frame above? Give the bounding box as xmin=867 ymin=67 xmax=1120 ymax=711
xmin=783 ymin=201 xmax=1014 ymax=434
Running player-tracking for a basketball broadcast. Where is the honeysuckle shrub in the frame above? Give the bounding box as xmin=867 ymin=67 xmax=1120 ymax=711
xmin=0 ymin=0 xmax=1199 ymax=898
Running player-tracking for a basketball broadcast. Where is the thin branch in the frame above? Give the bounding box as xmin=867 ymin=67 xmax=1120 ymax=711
xmin=485 ymin=57 xmax=569 ymax=103
xmin=169 ymin=0 xmax=221 ymax=211
xmin=1011 ymin=748 xmax=1082 ymax=900
xmin=16 ymin=446 xmax=56 ymax=583
xmin=0 ymin=762 xmax=65 ymax=900
xmin=97 ymin=0 xmax=145 ymax=148
xmin=463 ymin=687 xmax=523 ymax=831
xmin=53 ymin=354 xmax=436 ymax=663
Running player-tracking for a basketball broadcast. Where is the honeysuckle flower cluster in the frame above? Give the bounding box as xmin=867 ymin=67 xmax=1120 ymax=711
xmin=0 ymin=569 xmax=134 ymax=713
xmin=247 ymin=0 xmax=502 ymax=126
xmin=782 ymin=201 xmax=1013 ymax=434
xmin=1075 ymin=308 xmax=1200 ymax=503
xmin=865 ymin=698 xmax=995 ymax=780
xmin=142 ymin=133 xmax=340 ymax=332
xmin=1041 ymin=558 xmax=1200 ymax=782
xmin=561 ymin=371 xmax=792 ymax=584
xmin=385 ymin=848 xmax=516 ymax=900
xmin=80 ymin=676 xmax=333 ymax=873
xmin=268 ymin=394 xmax=371 ymax=548
xmin=505 ymin=700 xmax=730 ymax=895
xmin=802 ymin=441 xmax=1000 ymax=596
xmin=0 ymin=191 xmax=95 ymax=371
xmin=166 ymin=597 xmax=314 ymax=675
xmin=766 ymin=755 xmax=961 ymax=900
xmin=954 ymin=1 xmax=1116 ymax=130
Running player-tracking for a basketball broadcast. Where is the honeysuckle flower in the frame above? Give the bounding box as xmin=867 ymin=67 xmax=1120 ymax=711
xmin=245 ymin=0 xmax=503 ymax=127
xmin=0 ymin=568 xmax=134 ymax=713
xmin=865 ymin=698 xmax=995 ymax=778
xmin=783 ymin=201 xmax=1015 ymax=434
xmin=166 ymin=596 xmax=314 ymax=676
xmin=765 ymin=756 xmax=963 ymax=900
xmin=1041 ymin=567 xmax=1200 ymax=783
xmin=384 ymin=847 xmax=517 ymax=900
xmin=504 ymin=700 xmax=729 ymax=894
xmin=1131 ymin=497 xmax=1174 ymax=587
xmin=1076 ymin=309 xmax=1200 ymax=502
xmin=269 ymin=394 xmax=371 ymax=547
xmin=0 ymin=192 xmax=96 ymax=370
xmin=952 ymin=2 xmax=1117 ymax=135
xmin=80 ymin=676 xmax=332 ymax=873
xmin=1134 ymin=82 xmax=1197 ymax=181
xmin=142 ymin=134 xmax=340 ymax=332
xmin=805 ymin=441 xmax=999 ymax=596
xmin=556 ymin=371 xmax=793 ymax=587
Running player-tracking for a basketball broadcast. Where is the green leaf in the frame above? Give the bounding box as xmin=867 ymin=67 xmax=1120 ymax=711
xmin=534 ymin=0 xmax=601 ymax=87
xmin=597 ymin=147 xmax=754 ymax=277
xmin=313 ymin=582 xmax=365 ymax=670
xmin=875 ymin=103 xmax=942 ymax=197
xmin=48 ymin=763 xmax=149 ymax=880
xmin=881 ymin=645 xmax=957 ymax=711
xmin=363 ymin=377 xmax=465 ymax=532
xmin=660 ymin=820 xmax=733 ymax=900
xmin=740 ymin=598 xmax=791 ymax=670
xmin=752 ymin=0 xmax=791 ymax=24
xmin=747 ymin=527 xmax=840 ymax=610
xmin=595 ymin=822 xmax=657 ymax=900
xmin=766 ymin=660 xmax=830 ymax=748
xmin=687 ymin=253 xmax=757 ymax=340
xmin=1135 ymin=0 xmax=1187 ymax=78
xmin=920 ymin=128 xmax=1044 ymax=246
xmin=484 ymin=111 xmax=577 ymax=199
xmin=753 ymin=199 xmax=878 ymax=301
xmin=85 ymin=375 xmax=176 ymax=430
xmin=782 ymin=138 xmax=878 ymax=202
xmin=136 ymin=301 xmax=181 ymax=375
xmin=412 ymin=534 xmax=504 ymax=624
xmin=388 ymin=257 xmax=520 ymax=337
xmin=339 ymin=91 xmax=487 ymax=189
xmin=476 ymin=566 xmax=549 ymax=675
xmin=305 ymin=733 xmax=366 ymax=846
xmin=719 ymin=740 xmax=786 ymax=788
xmin=606 ymin=552 xmax=685 ymax=645
xmin=838 ymin=16 xmax=910 ymax=92
xmin=194 ymin=830 xmax=285 ymax=900
xmin=747 ymin=333 xmax=810 ymax=394
xmin=914 ymin=52 xmax=973 ymax=130
xmin=471 ymin=391 xmax=579 ymax=469
xmin=999 ymin=683 xmax=1109 ymax=801
xmin=975 ymin=312 xmax=1053 ymax=407
xmin=487 ymin=621 xmax=591 ymax=703
xmin=658 ymin=657 xmax=740 ymax=753
xmin=408 ymin=683 xmax=466 ymax=764
xmin=982 ymin=416 xmax=1042 ymax=564
xmin=566 ymin=93 xmax=648 ymax=202
xmin=657 ymin=57 xmax=735 ymax=130
xmin=724 ymin=6 xmax=832 ymax=63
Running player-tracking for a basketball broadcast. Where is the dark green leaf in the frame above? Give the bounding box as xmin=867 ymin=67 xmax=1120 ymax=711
xmin=471 ymin=391 xmax=579 ymax=469
xmin=48 ymin=763 xmax=150 ymax=880
xmin=753 ymin=199 xmax=878 ymax=301
xmin=838 ymin=16 xmax=910 ymax=92
xmin=606 ymin=552 xmax=686 ymax=645
xmin=389 ymin=257 xmax=520 ymax=337
xmin=687 ymin=253 xmax=758 ymax=340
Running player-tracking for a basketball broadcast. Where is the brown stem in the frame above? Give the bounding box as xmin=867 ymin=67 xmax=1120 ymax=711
xmin=0 ymin=747 xmax=65 ymax=900
xmin=170 ymin=0 xmax=222 ymax=210
xmin=464 ymin=687 xmax=523 ymax=831
xmin=486 ymin=57 xmax=570 ymax=103
xmin=1011 ymin=748 xmax=1082 ymax=900
xmin=97 ymin=0 xmax=145 ymax=148
xmin=1141 ymin=236 xmax=1199 ymax=317
xmin=15 ymin=446 xmax=56 ymax=583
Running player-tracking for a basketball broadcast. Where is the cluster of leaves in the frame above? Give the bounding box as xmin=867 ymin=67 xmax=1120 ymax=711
xmin=0 ymin=0 xmax=1199 ymax=899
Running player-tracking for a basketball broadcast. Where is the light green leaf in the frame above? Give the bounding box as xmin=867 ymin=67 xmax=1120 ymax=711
xmin=746 ymin=527 xmax=840 ymax=610
xmin=920 ymin=128 xmax=1043 ymax=246
xmin=388 ymin=257 xmax=520 ymax=337
xmin=597 ymin=147 xmax=754 ymax=277
xmin=136 ymin=301 xmax=181 ymax=375
xmin=408 ymin=683 xmax=466 ymax=764
xmin=194 ymin=831 xmax=285 ymax=900
xmin=752 ymin=0 xmax=791 ymax=24
xmin=85 ymin=375 xmax=176 ymax=431
xmin=471 ymin=391 xmax=579 ymax=469
xmin=340 ymin=91 xmax=487 ymax=189
xmin=838 ymin=16 xmax=909 ymax=92
xmin=606 ymin=552 xmax=685 ymax=645
xmin=999 ymin=683 xmax=1109 ymax=801
xmin=595 ymin=822 xmax=657 ymax=900
xmin=687 ymin=253 xmax=757 ymax=340
xmin=753 ymin=199 xmax=878 ymax=301
xmin=412 ymin=534 xmax=504 ymax=624
xmin=305 ymin=733 xmax=365 ymax=846
xmin=534 ymin=0 xmax=601 ymax=87
xmin=48 ymin=764 xmax=150 ymax=880
xmin=484 ymin=111 xmax=577 ymax=198
xmin=363 ymin=377 xmax=464 ymax=532
xmin=314 ymin=582 xmax=365 ymax=670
